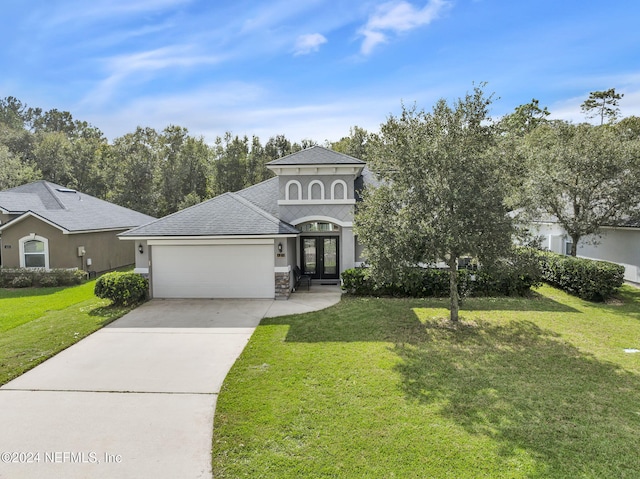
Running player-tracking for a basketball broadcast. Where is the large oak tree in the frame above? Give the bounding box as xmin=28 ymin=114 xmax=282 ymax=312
xmin=356 ymin=86 xmax=514 ymax=322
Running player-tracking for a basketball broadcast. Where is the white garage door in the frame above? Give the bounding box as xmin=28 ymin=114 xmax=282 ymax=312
xmin=152 ymin=244 xmax=274 ymax=299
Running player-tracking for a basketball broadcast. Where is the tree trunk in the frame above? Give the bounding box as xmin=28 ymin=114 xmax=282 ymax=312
xmin=570 ymin=234 xmax=579 ymax=256
xmin=448 ymin=256 xmax=459 ymax=322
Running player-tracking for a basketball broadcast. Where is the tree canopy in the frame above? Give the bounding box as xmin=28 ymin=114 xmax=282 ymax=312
xmin=521 ymin=121 xmax=640 ymax=255
xmin=356 ymin=86 xmax=515 ymax=322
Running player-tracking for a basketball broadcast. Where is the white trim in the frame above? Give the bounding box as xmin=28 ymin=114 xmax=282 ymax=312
xmin=278 ymin=199 xmax=356 ymax=206
xmin=121 ymin=234 xmax=298 ymax=241
xmin=330 ymin=179 xmax=348 ymax=200
xmin=267 ymin=164 xmax=365 ymax=176
xmin=133 ymin=267 xmax=149 ymax=274
xmin=66 ymin=227 xmax=131 ymax=235
xmin=292 ymin=216 xmax=353 ymax=227
xmin=285 ymin=179 xmax=302 ymax=200
xmin=308 ymin=180 xmax=325 ymax=200
xmin=19 ymin=234 xmax=50 ymax=269
xmin=0 ymin=211 xmax=67 ymax=234
xmin=274 ymin=265 xmax=292 ymax=273
xmin=147 ymin=238 xmax=275 ymax=246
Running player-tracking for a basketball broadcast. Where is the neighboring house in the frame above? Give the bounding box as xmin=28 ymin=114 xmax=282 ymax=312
xmin=0 ymin=181 xmax=155 ymax=273
xmin=121 ymin=146 xmax=369 ymax=299
xmin=530 ymin=219 xmax=640 ymax=283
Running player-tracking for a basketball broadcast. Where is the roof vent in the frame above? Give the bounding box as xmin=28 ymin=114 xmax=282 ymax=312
xmin=56 ymin=188 xmax=77 ymax=193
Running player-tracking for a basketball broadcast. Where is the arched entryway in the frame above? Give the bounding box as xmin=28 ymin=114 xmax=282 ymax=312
xmin=297 ymin=221 xmax=340 ymax=281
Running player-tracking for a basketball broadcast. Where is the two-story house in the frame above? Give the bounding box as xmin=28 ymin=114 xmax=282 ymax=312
xmin=120 ymin=146 xmax=368 ymax=299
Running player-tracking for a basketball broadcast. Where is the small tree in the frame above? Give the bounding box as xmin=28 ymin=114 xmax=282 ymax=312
xmin=356 ymin=86 xmax=514 ymax=322
xmin=499 ymin=98 xmax=550 ymax=136
xmin=581 ymin=88 xmax=624 ymax=125
xmin=522 ymin=121 xmax=640 ymax=255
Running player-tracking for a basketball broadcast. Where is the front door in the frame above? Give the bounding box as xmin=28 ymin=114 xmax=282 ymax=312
xmin=301 ymin=236 xmax=339 ymax=280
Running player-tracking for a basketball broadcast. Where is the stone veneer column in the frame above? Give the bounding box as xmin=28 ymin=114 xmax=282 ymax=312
xmin=274 ymin=271 xmax=291 ymax=299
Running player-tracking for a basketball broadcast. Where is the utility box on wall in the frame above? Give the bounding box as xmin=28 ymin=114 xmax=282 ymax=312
xmin=77 ymin=246 xmax=86 ymax=257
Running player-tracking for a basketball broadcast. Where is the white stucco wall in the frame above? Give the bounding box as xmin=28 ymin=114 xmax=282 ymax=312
xmin=531 ymin=222 xmax=640 ymax=283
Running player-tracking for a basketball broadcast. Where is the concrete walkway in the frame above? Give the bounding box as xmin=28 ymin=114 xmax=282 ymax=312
xmin=0 ymin=287 xmax=341 ymax=479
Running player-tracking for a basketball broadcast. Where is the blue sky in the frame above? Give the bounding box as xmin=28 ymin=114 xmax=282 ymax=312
xmin=1 ymin=0 xmax=639 ymax=143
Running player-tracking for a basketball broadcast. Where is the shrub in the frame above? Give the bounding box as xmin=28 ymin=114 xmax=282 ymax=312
xmin=537 ymin=251 xmax=624 ymax=301
xmin=11 ymin=275 xmax=33 ymax=288
xmin=39 ymin=275 xmax=60 ymax=287
xmin=48 ymin=268 xmax=85 ymax=286
xmin=94 ymin=272 xmax=148 ymax=306
xmin=341 ymin=249 xmax=542 ymax=298
xmin=0 ymin=268 xmax=86 ymax=288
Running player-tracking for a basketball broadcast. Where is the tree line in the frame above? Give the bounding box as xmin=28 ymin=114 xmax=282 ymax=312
xmin=0 ymin=96 xmax=331 ymax=218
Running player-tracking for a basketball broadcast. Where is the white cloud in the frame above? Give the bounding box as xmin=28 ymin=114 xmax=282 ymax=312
xmin=359 ymin=0 xmax=449 ymax=55
xmin=85 ymin=45 xmax=223 ymax=105
xmin=107 ymin=45 xmax=220 ymax=72
xmin=294 ymin=33 xmax=328 ymax=56
xmin=45 ymin=0 xmax=192 ymax=26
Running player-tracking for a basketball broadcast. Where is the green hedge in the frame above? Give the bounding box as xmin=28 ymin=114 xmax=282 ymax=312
xmin=537 ymin=251 xmax=624 ymax=301
xmin=94 ymin=272 xmax=148 ymax=306
xmin=0 ymin=268 xmax=85 ymax=288
xmin=342 ymin=249 xmax=542 ymax=298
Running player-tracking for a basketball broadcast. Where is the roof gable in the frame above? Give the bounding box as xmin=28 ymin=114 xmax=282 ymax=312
xmin=266 ymin=146 xmax=365 ymax=166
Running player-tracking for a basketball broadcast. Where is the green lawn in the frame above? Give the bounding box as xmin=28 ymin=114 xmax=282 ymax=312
xmin=0 ymin=281 xmax=133 ymax=385
xmin=212 ymin=284 xmax=640 ymax=478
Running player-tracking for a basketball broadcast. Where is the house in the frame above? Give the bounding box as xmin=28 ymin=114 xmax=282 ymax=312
xmin=120 ymin=146 xmax=369 ymax=299
xmin=530 ymin=219 xmax=640 ymax=283
xmin=0 ymin=181 xmax=155 ymax=273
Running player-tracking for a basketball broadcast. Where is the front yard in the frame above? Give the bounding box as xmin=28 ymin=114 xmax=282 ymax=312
xmin=212 ymin=284 xmax=640 ymax=478
xmin=0 ymin=280 xmax=132 ymax=385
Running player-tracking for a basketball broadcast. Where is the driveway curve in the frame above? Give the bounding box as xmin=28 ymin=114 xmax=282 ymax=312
xmin=0 ymin=288 xmax=341 ymax=479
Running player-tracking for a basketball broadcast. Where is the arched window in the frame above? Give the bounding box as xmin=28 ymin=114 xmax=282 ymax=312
xmin=19 ymin=235 xmax=49 ymax=269
xmin=331 ymin=179 xmax=348 ymax=200
xmin=285 ymin=180 xmax=302 ymax=200
xmin=308 ymin=180 xmax=325 ymax=200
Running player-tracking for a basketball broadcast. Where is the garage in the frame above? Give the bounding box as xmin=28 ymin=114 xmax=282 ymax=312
xmin=151 ymin=241 xmax=275 ymax=299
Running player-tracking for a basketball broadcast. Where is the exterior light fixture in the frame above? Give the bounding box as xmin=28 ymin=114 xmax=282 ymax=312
xmin=138 ymin=243 xmax=144 ymax=254
xmin=278 ymin=242 xmax=283 ymax=253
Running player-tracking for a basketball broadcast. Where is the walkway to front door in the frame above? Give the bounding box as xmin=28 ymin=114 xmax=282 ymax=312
xmin=301 ymin=236 xmax=339 ymax=281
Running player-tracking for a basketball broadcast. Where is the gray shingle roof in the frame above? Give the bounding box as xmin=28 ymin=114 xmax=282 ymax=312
xmin=267 ymin=145 xmax=365 ymax=165
xmin=120 ymin=191 xmax=298 ymax=237
xmin=234 ymin=177 xmax=279 ymax=217
xmin=0 ymin=181 xmax=155 ymax=232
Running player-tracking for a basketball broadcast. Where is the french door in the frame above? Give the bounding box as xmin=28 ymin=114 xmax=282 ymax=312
xmin=301 ymin=236 xmax=339 ymax=280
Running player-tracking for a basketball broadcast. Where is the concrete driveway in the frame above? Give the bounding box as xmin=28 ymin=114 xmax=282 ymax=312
xmin=0 ymin=288 xmax=341 ymax=479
